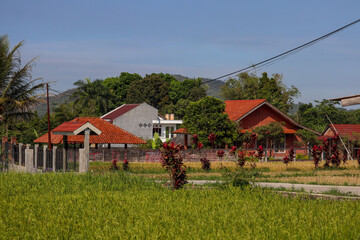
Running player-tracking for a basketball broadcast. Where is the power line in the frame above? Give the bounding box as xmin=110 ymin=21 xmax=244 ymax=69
xmin=202 ymin=19 xmax=360 ymax=85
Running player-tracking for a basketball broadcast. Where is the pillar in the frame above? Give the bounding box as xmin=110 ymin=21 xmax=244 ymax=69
xmin=34 ymin=144 xmax=39 ymax=169
xmin=19 ymin=143 xmax=23 ymax=165
xmin=43 ymin=145 xmax=47 ymax=172
xmin=52 ymin=145 xmax=57 ymax=172
xmin=25 ymin=148 xmax=34 ymax=173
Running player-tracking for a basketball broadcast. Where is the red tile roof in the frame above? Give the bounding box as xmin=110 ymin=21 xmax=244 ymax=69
xmin=52 ymin=121 xmax=88 ymax=133
xmin=173 ymin=128 xmax=189 ymax=134
xmin=328 ymin=124 xmax=360 ymax=140
xmin=224 ymin=99 xmax=266 ymax=121
xmin=34 ymin=117 xmax=146 ymax=145
xmin=101 ymin=104 xmax=140 ymax=122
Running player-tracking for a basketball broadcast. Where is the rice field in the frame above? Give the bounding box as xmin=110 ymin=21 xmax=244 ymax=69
xmin=1 ymin=172 xmax=360 ymax=239
xmin=91 ymin=160 xmax=360 ymax=186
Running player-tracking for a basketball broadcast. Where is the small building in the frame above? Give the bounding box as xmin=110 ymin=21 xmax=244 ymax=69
xmin=320 ymin=124 xmax=360 ymax=157
xmin=101 ymin=102 xmax=182 ymax=142
xmin=34 ymin=117 xmax=146 ymax=147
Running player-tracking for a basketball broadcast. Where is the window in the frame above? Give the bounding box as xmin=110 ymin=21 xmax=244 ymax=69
xmin=153 ymin=125 xmax=162 ymax=137
xmin=274 ymin=136 xmax=285 ymax=153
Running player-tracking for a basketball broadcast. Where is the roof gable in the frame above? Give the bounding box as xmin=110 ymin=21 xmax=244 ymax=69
xmin=225 ymin=99 xmax=266 ymax=121
xmin=101 ymin=104 xmax=140 ymax=122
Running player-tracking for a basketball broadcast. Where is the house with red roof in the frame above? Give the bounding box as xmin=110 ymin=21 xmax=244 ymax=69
xmin=101 ymin=102 xmax=182 ymax=142
xmin=174 ymin=99 xmax=319 ymax=155
xmin=321 ymin=124 xmax=360 ymax=141
xmin=225 ymin=99 xmax=319 ymax=154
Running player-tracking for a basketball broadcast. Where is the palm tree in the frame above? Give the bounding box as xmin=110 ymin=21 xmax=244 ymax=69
xmin=72 ymin=78 xmax=116 ymax=116
xmin=0 ymin=35 xmax=45 ymax=133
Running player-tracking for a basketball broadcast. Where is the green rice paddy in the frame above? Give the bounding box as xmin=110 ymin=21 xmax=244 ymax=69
xmin=1 ymin=172 xmax=360 ymax=239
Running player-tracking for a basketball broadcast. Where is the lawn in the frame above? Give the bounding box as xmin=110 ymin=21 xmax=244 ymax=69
xmin=1 ymin=172 xmax=360 ymax=239
xmin=91 ymin=160 xmax=360 ymax=186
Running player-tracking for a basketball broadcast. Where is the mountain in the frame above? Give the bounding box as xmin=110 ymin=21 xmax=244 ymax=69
xmin=33 ymin=88 xmax=76 ymax=116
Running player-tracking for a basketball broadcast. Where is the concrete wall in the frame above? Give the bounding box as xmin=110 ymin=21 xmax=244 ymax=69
xmin=112 ymin=103 xmax=158 ymax=140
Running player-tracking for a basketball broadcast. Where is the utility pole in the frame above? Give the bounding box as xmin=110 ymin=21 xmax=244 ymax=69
xmin=46 ymin=83 xmax=52 ymax=150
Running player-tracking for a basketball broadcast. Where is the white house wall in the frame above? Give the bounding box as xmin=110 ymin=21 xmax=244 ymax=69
xmin=112 ymin=103 xmax=158 ymax=140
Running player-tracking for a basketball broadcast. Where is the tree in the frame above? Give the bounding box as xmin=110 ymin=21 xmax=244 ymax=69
xmin=72 ymin=78 xmax=116 ymax=116
xmin=102 ymin=72 xmax=142 ymax=106
xmin=0 ymin=35 xmax=45 ymax=134
xmin=126 ymin=73 xmax=170 ymax=109
xmin=183 ymin=97 xmax=238 ymax=146
xmin=221 ymin=72 xmax=300 ymax=113
xmin=296 ymin=100 xmax=360 ymax=133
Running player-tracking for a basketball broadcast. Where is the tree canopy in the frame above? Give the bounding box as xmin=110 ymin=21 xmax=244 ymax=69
xmin=221 ymin=72 xmax=300 ymax=113
xmin=183 ymin=96 xmax=238 ymax=146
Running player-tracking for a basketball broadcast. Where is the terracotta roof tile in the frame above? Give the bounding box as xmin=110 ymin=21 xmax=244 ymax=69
xmin=52 ymin=121 xmax=88 ymax=133
xmin=34 ymin=117 xmax=146 ymax=145
xmin=224 ymin=99 xmax=266 ymax=121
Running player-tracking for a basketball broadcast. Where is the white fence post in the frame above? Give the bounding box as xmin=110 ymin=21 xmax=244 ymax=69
xmin=52 ymin=146 xmax=57 ymax=172
xmin=25 ymin=148 xmax=34 ymax=173
xmin=34 ymin=144 xmax=39 ymax=169
xmin=43 ymin=145 xmax=47 ymax=171
xmin=18 ymin=143 xmax=23 ymax=165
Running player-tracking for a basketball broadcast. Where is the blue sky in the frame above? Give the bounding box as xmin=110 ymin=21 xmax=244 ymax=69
xmin=1 ymin=0 xmax=359 ymax=106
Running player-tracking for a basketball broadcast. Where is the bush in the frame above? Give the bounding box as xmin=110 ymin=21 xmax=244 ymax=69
xmin=296 ymin=154 xmax=309 ymax=160
xmin=200 ymin=157 xmax=211 ymax=171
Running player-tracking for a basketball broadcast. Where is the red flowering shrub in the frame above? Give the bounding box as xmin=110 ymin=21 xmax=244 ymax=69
xmin=217 ymin=150 xmax=225 ymax=158
xmin=283 ymin=156 xmax=290 ymax=165
xmin=237 ymin=150 xmax=247 ymax=167
xmin=111 ymin=159 xmax=119 ymax=170
xmin=160 ymin=142 xmax=187 ymax=189
xmin=192 ymin=135 xmax=199 ymax=148
xmin=197 ymin=142 xmax=204 ymax=150
xmin=256 ymin=145 xmax=264 ymax=160
xmin=331 ymin=137 xmax=341 ymax=167
xmin=312 ymin=145 xmax=322 ymax=168
xmin=208 ymin=133 xmax=216 ymax=148
xmin=322 ymin=138 xmax=331 ymax=168
xmin=247 ymin=151 xmax=257 ymax=169
xmin=200 ymin=157 xmax=211 ymax=171
xmin=357 ymin=150 xmax=360 ymax=166
xmin=123 ymin=158 xmax=129 ymax=171
xmin=229 ymin=146 xmax=237 ymax=156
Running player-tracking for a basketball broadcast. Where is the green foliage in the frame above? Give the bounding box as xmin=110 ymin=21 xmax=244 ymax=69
xmin=151 ymin=132 xmax=163 ymax=149
xmin=296 ymin=129 xmax=319 ymax=146
xmin=183 ymin=97 xmax=238 ymax=146
xmin=0 ymin=35 xmax=45 ymax=132
xmin=296 ymin=100 xmax=360 ymax=133
xmin=126 ymin=73 xmax=171 ymax=109
xmin=221 ymin=72 xmax=300 ymax=113
xmin=253 ymin=122 xmax=284 ymax=143
xmin=2 ymin=172 xmax=360 ymax=239
xmin=102 ymin=72 xmax=142 ymax=106
xmin=72 ymin=78 xmax=117 ymax=116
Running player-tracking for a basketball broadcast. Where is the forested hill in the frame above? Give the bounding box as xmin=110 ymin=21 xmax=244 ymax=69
xmin=33 ymin=74 xmax=225 ymax=116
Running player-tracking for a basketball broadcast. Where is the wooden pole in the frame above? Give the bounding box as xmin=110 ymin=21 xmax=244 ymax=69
xmin=46 ymin=83 xmax=52 ymax=150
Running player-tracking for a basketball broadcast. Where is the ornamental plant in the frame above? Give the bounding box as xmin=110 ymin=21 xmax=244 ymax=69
xmin=256 ymin=145 xmax=264 ymax=161
xmin=192 ymin=135 xmax=199 ymax=148
xmin=200 ymin=157 xmax=211 ymax=171
xmin=123 ymin=159 xmax=129 ymax=171
xmin=208 ymin=133 xmax=216 ymax=148
xmin=160 ymin=142 xmax=187 ymax=190
xmin=237 ymin=150 xmax=247 ymax=168
xmin=322 ymin=138 xmax=331 ymax=168
xmin=312 ymin=145 xmax=322 ymax=168
xmin=247 ymin=151 xmax=257 ymax=169
xmin=217 ymin=149 xmax=225 ymax=168
xmin=283 ymin=146 xmax=294 ymax=166
xmin=331 ymin=137 xmax=341 ymax=167
xmin=283 ymin=156 xmax=290 ymax=166
xmin=111 ymin=159 xmax=119 ymax=170
xmin=357 ymin=150 xmax=360 ymax=166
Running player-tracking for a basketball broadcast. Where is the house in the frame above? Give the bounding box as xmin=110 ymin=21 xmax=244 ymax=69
xmin=320 ymin=124 xmax=360 ymax=157
xmin=101 ymin=102 xmax=182 ymax=142
xmin=225 ymin=99 xmax=319 ymax=154
xmin=34 ymin=117 xmax=146 ymax=147
xmin=174 ymin=99 xmax=320 ymax=155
